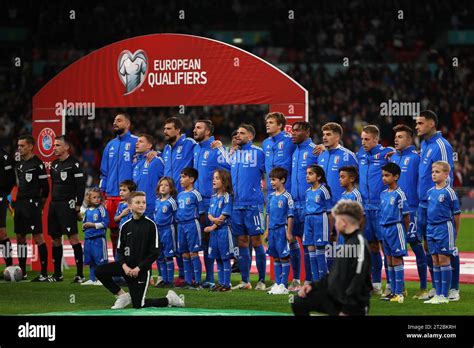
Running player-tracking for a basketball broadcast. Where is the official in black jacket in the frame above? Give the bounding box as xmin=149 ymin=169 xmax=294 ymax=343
xmin=15 ymin=135 xmax=50 ymax=281
xmin=95 ymin=191 xmax=185 ymax=309
xmin=292 ymin=200 xmax=372 ymax=316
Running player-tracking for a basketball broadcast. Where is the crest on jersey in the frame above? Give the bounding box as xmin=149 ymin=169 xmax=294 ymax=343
xmin=278 ymin=142 xmax=284 ymax=150
xmin=162 ymin=206 xmax=168 ymax=213
xmin=374 ymin=153 xmax=380 ymax=160
xmin=125 ymin=143 xmax=131 ymax=151
xmin=278 ymin=200 xmax=283 ymax=208
xmin=303 ymin=152 xmax=308 ymax=160
xmin=438 ymin=194 xmax=445 ymax=202
xmin=204 ymin=151 xmax=209 ymax=159
xmin=93 ymin=214 xmax=98 ymax=221
xmin=390 ymin=197 xmax=395 ymax=205
xmin=315 ymin=195 xmax=321 ymax=203
xmin=25 ymin=173 xmax=33 ymax=182
xmin=334 ymin=156 xmax=340 ymax=164
xmin=218 ymin=201 xmax=223 ymax=208
xmin=186 ymin=197 xmax=190 ymax=204
xmin=177 ymin=146 xmax=183 ymax=154
xmin=404 ymin=158 xmax=410 ymax=165
xmin=60 ymin=172 xmax=67 ymax=181
xmin=426 ymin=149 xmax=432 ymax=158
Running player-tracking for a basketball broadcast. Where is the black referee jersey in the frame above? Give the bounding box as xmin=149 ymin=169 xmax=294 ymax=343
xmin=50 ymin=155 xmax=86 ymax=205
xmin=16 ymin=155 xmax=49 ymax=200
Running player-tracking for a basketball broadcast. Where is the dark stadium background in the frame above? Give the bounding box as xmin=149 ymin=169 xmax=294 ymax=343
xmin=0 ymin=0 xmax=473 ymax=206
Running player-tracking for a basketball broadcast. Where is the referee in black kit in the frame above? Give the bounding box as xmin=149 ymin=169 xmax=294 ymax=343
xmin=95 ymin=191 xmax=185 ymax=310
xmin=48 ymin=135 xmax=86 ymax=283
xmin=15 ymin=135 xmax=50 ymax=281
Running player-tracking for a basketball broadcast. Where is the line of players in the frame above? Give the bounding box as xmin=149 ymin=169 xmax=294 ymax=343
xmin=0 ymin=110 xmax=461 ymax=303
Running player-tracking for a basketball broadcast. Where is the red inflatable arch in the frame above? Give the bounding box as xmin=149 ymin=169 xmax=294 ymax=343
xmin=32 ymin=34 xmax=308 ymax=274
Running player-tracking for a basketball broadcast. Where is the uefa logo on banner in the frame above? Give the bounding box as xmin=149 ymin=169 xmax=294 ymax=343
xmin=118 ymin=49 xmax=148 ymax=95
xmin=38 ymin=128 xmax=55 ymax=158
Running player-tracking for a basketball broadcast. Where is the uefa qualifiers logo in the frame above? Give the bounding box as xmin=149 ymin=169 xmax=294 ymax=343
xmin=38 ymin=128 xmax=55 ymax=158
xmin=118 ymin=49 xmax=148 ymax=95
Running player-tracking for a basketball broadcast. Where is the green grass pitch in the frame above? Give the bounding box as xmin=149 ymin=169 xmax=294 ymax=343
xmin=1 ymin=213 xmax=473 ymax=316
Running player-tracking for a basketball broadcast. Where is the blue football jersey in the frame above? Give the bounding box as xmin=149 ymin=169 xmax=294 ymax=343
xmin=154 ymin=197 xmax=177 ymax=227
xmin=115 ymin=201 xmax=132 ymax=228
xmin=427 ymin=185 xmax=461 ymax=225
xmin=305 ymin=184 xmax=331 ymax=215
xmin=379 ymin=187 xmax=410 ymax=226
xmin=268 ymin=190 xmax=295 ymax=229
xmin=176 ymin=189 xmax=205 ymax=222
xmin=83 ymin=205 xmax=109 ymax=238
xmin=208 ymin=192 xmax=233 ymax=227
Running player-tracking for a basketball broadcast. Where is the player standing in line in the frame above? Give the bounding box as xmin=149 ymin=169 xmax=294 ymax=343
xmin=162 ymin=117 xmax=196 ymax=287
xmin=379 ymin=163 xmax=410 ymax=303
xmin=14 ymin=135 xmax=50 ymax=281
xmin=132 ymin=134 xmax=164 ymax=219
xmin=154 ymin=177 xmax=178 ymax=288
xmin=357 ymin=125 xmax=394 ymax=295
xmin=265 ymin=167 xmax=294 ymax=295
xmin=48 ymin=135 xmax=86 ymax=282
xmin=390 ymin=124 xmax=428 ymax=299
xmin=0 ymin=145 xmax=15 ymax=270
xmin=290 ymin=121 xmax=319 ymax=289
xmin=193 ymin=120 xmax=230 ymax=288
xmin=204 ymin=170 xmax=234 ymax=292
xmin=100 ymin=113 xmax=138 ymax=257
xmin=176 ymin=168 xmax=205 ymax=289
xmin=114 ymin=180 xmax=136 ymax=229
xmin=95 ymin=191 xmax=185 ymax=309
xmin=423 ymin=162 xmax=461 ymax=304
xmin=337 ymin=166 xmax=364 ymax=245
xmin=262 ymin=112 xmax=296 ymax=193
xmin=303 ymin=164 xmax=333 ymax=281
xmin=81 ymin=188 xmax=109 ymax=286
xmin=317 ymin=123 xmax=358 ymax=269
xmin=229 ymin=124 xmax=267 ymax=291
xmin=415 ymin=111 xmax=458 ymax=301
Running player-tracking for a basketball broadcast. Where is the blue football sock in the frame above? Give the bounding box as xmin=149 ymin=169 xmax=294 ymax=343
xmin=166 ymin=258 xmax=175 ymax=283
xmin=191 ymin=255 xmax=202 ymax=284
xmin=274 ymin=261 xmax=282 ymax=285
xmin=158 ymin=259 xmax=167 ymax=282
xmin=394 ymin=264 xmax=405 ymax=295
xmin=202 ymin=242 xmax=214 ymax=283
xmin=89 ymin=264 xmax=96 ymax=281
xmin=183 ymin=257 xmax=193 ymax=285
xmin=254 ymin=245 xmax=266 ymax=282
xmin=450 ymin=253 xmax=460 ymax=290
xmin=238 ymin=247 xmax=250 ymax=283
xmin=223 ymin=258 xmax=231 ymax=287
xmin=309 ymin=251 xmax=319 ymax=281
xmin=388 ymin=266 xmax=395 ymax=293
xmin=156 ymin=259 xmax=162 ymax=277
xmin=303 ymin=246 xmax=312 ymax=282
xmin=281 ymin=261 xmax=290 ymax=287
xmin=289 ymin=242 xmax=301 ymax=280
xmin=426 ymin=253 xmax=434 ymax=288
xmin=433 ymin=266 xmax=441 ymax=296
xmin=216 ymin=259 xmax=224 ymax=285
xmin=371 ymin=251 xmax=382 ymax=283
xmin=383 ymin=256 xmax=390 ymax=285
xmin=410 ymin=243 xmax=427 ymax=289
xmin=440 ymin=265 xmax=452 ymax=298
xmin=316 ymin=247 xmax=327 ymax=279
xmin=176 ymin=255 xmax=185 ymax=279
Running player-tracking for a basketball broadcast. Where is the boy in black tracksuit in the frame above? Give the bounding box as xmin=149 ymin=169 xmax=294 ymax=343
xmin=292 ymin=199 xmax=372 ymax=316
xmin=95 ymin=191 xmax=184 ymax=309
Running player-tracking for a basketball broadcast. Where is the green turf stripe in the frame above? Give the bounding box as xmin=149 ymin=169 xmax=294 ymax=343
xmin=28 ymin=307 xmax=291 ymax=316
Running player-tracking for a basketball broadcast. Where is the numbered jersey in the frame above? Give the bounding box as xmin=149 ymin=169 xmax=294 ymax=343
xmin=50 ymin=156 xmax=86 ymax=205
